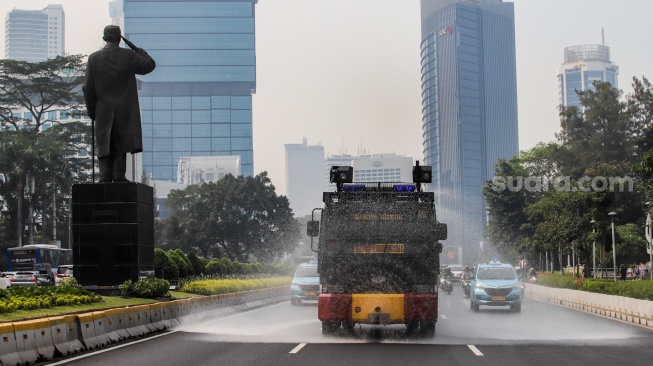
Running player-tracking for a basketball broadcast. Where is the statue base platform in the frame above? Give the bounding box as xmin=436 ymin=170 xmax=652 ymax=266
xmin=72 ymin=182 xmax=155 ymax=289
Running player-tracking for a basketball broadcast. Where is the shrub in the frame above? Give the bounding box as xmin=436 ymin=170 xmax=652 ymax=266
xmin=0 ymin=279 xmax=102 ymax=313
xmin=231 ymin=260 xmax=245 ymax=275
xmin=155 ymin=248 xmax=179 ymax=280
xmin=179 ymin=276 xmax=291 ymax=296
xmin=187 ymin=251 xmax=204 ymax=276
xmin=166 ymin=250 xmax=185 ymax=279
xmin=219 ymin=258 xmax=232 ymax=274
xmin=205 ymin=258 xmax=226 ymax=276
xmin=535 ymin=273 xmax=653 ymax=301
xmin=119 ymin=278 xmax=171 ymax=298
xmin=175 ymin=249 xmax=194 ymax=276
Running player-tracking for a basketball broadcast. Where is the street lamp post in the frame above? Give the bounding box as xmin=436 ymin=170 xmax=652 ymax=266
xmin=590 ymin=219 xmax=596 ymax=278
xmin=608 ymin=212 xmax=617 ymax=282
xmin=646 ymin=205 xmax=653 ymax=281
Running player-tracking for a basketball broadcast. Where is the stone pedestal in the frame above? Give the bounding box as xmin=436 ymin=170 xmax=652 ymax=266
xmin=72 ymin=182 xmax=155 ymax=291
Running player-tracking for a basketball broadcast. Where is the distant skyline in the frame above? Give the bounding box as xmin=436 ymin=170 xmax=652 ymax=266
xmin=1 ymin=0 xmax=652 ymax=195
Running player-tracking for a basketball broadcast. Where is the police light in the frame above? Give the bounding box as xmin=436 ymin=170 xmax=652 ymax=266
xmin=489 ymin=258 xmax=501 ymax=264
xmin=330 ymin=166 xmax=353 ymax=184
xmin=342 ymin=184 xmax=366 ymax=192
xmin=393 ymin=184 xmax=416 ymax=192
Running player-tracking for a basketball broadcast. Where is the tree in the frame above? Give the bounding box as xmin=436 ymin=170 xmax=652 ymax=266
xmin=0 ymin=55 xmax=86 ymax=131
xmin=0 ymin=55 xmax=91 ymax=248
xmin=628 ymin=76 xmax=653 ymax=154
xmin=557 ymin=81 xmax=635 ymax=178
xmin=161 ymin=172 xmax=300 ymax=262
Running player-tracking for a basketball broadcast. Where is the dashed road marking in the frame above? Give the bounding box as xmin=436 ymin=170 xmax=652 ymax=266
xmin=467 ymin=345 xmax=483 ymax=356
xmin=440 ymin=314 xmax=448 ymax=319
xmin=289 ymin=343 xmax=307 ymax=354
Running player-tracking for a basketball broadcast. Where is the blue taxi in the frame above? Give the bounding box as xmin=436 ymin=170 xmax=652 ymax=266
xmin=290 ymin=260 xmax=319 ymax=305
xmin=469 ymin=259 xmax=523 ymax=312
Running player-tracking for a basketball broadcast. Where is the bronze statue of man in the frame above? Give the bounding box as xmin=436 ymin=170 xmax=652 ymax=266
xmin=83 ymin=25 xmax=156 ymax=182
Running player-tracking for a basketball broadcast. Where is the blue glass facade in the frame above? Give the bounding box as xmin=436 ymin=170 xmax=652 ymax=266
xmin=420 ymin=0 xmax=519 ymax=260
xmin=122 ymin=0 xmax=257 ymax=181
xmin=558 ymin=45 xmax=618 ymax=110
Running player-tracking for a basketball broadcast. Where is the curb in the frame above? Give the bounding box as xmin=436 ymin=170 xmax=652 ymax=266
xmin=525 ymin=284 xmax=653 ymax=328
xmin=0 ymin=286 xmax=287 ymax=365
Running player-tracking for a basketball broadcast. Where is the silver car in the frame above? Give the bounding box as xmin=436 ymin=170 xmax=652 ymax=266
xmin=11 ymin=271 xmax=52 ymax=287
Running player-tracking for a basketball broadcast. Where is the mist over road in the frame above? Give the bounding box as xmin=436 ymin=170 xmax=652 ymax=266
xmin=49 ymin=289 xmax=653 ymax=365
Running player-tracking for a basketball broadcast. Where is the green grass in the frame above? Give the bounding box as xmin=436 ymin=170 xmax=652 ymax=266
xmin=0 ymin=291 xmax=199 ymax=323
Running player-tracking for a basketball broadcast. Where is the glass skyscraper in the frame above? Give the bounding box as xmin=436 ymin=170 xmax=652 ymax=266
xmin=420 ymin=0 xmax=518 ymax=261
xmin=116 ymin=0 xmax=257 ymax=181
xmin=557 ymin=44 xmax=619 ymax=110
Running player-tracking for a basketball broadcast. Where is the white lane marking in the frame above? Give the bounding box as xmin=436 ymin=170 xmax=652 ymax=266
xmin=289 ymin=343 xmax=307 ymax=354
xmin=440 ymin=314 xmax=447 ymax=319
xmin=46 ymin=333 xmax=170 ymax=365
xmin=467 ymin=345 xmax=484 ymax=356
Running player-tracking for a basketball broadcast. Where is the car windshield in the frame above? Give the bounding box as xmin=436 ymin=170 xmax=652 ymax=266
xmin=477 ymin=267 xmax=516 ymax=280
xmin=295 ymin=266 xmax=318 ymax=277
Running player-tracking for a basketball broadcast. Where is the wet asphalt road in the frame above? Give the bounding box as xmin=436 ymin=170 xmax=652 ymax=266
xmin=46 ymin=287 xmax=653 ymax=365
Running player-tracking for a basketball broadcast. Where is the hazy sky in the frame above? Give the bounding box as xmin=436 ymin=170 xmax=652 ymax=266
xmin=2 ymin=0 xmax=652 ymax=195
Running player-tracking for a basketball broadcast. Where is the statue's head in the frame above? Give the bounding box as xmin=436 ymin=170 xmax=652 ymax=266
xmin=103 ymin=25 xmax=121 ymax=44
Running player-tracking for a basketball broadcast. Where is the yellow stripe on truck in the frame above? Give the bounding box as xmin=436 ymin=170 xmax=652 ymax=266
xmin=351 ymin=294 xmax=404 ymax=323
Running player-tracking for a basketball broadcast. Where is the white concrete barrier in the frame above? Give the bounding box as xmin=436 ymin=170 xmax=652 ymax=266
xmin=526 ymin=283 xmax=653 ymax=328
xmin=49 ymin=315 xmax=84 ymax=356
xmin=1 ymin=286 xmax=288 ymax=363
xmin=13 ymin=319 xmax=42 ymax=364
xmin=0 ymin=323 xmax=21 ymax=366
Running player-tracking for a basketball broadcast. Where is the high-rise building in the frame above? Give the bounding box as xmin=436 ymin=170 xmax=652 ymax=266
xmin=420 ymin=0 xmax=519 ymax=261
xmin=557 ymin=44 xmax=619 ymax=110
xmin=177 ymin=155 xmax=240 ymax=185
xmin=5 ymin=4 xmax=65 ymax=62
xmin=285 ymin=139 xmax=325 ymax=217
xmin=114 ymin=0 xmax=257 ymax=181
xmin=324 ymin=153 xmax=414 ymax=192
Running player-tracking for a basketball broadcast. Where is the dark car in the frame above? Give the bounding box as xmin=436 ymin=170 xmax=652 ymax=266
xmin=290 ymin=261 xmax=319 ymax=305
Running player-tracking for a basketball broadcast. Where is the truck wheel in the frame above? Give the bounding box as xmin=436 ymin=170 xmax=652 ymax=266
xmin=321 ymin=321 xmax=339 ymax=335
xmin=420 ymin=321 xmax=436 ymax=337
xmin=342 ymin=321 xmax=355 ymax=332
xmin=405 ymin=321 xmax=419 ymax=334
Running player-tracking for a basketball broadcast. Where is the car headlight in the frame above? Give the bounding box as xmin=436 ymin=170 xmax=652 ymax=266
xmin=512 ymin=284 xmax=523 ymax=290
xmin=475 ymin=283 xmax=486 ymax=289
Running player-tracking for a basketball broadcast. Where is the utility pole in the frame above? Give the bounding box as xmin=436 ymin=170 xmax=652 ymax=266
xmin=28 ymin=176 xmax=35 ymax=245
xmin=609 ymin=212 xmax=617 ymax=282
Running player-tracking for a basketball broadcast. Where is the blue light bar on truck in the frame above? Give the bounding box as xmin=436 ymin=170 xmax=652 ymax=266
xmin=340 ymin=183 xmax=417 ymax=192
xmin=393 ymin=184 xmax=416 ymax=192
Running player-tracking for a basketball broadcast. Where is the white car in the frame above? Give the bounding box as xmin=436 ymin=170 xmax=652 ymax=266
xmin=449 ymin=264 xmax=463 ymax=283
xmin=55 ymin=265 xmax=74 ymax=285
